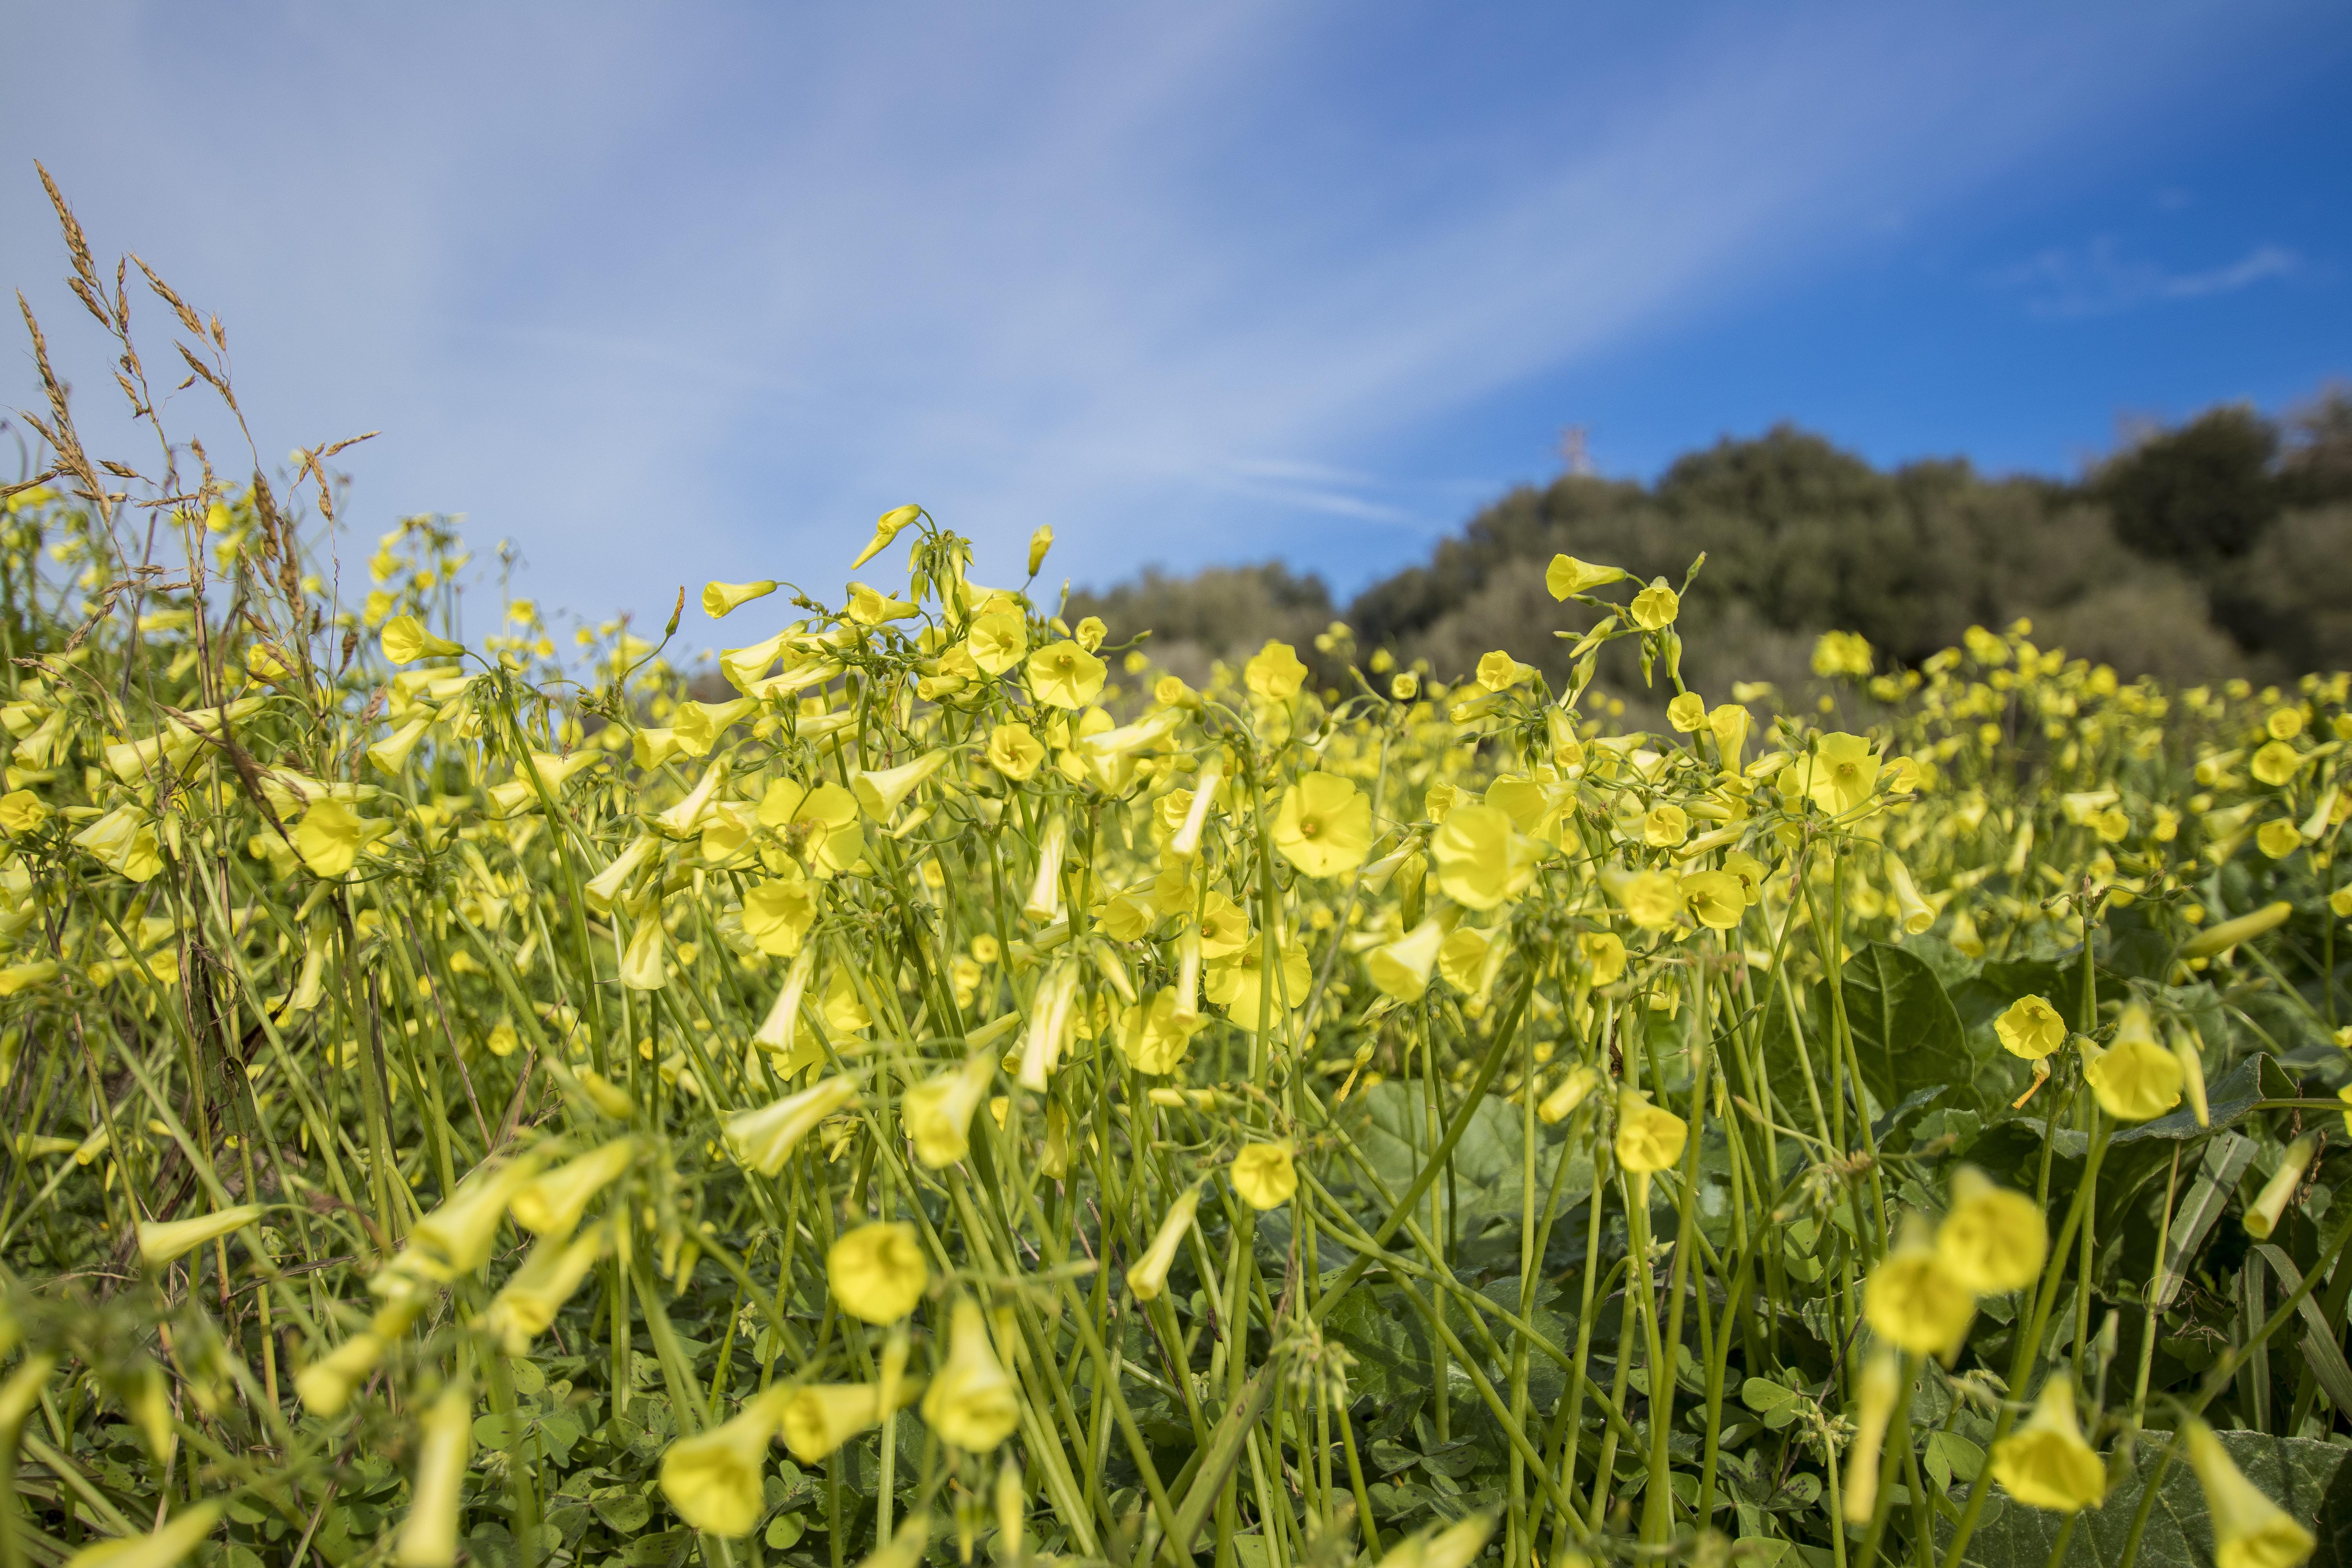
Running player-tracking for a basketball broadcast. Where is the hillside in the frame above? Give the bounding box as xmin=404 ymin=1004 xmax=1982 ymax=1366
xmin=1071 ymin=392 xmax=2352 ymax=700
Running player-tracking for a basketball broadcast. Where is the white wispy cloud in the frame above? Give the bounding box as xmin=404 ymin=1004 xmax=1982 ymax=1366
xmin=0 ymin=1 xmax=2328 ymax=627
xmin=1993 ymin=237 xmax=2303 ymax=318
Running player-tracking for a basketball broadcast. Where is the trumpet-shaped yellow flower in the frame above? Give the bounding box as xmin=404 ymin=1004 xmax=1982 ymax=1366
xmin=922 ymin=1299 xmax=1021 ymax=1450
xmin=904 ymin=1054 xmax=995 ymax=1167
xmin=2184 ymin=1419 xmax=2316 ymax=1568
xmin=413 ymin=1157 xmax=542 ymax=1277
xmin=1605 ymin=867 xmax=1684 ymax=932
xmin=1579 ymin=931 xmax=1628 ymax=985
xmin=75 ymin=806 xmax=166 ymax=883
xmin=1203 ymin=941 xmax=1311 ymax=1022
xmin=1615 ymin=1089 xmax=1688 ymax=1174
xmin=1629 ymin=579 xmax=1679 ymax=630
xmin=1127 ymin=1186 xmax=1201 ymax=1302
xmin=1476 ymin=650 xmax=1534 ymax=691
xmin=1433 ymin=803 xmax=1540 ymax=911
xmin=1936 ymin=1167 xmax=2047 ymax=1293
xmin=0 ymin=789 xmax=51 ymax=834
xmin=511 ymin=1139 xmax=637 ymax=1236
xmin=381 ymin=614 xmax=463 ymax=665
xmin=1438 ymin=924 xmax=1508 ymax=998
xmin=2079 ymin=1031 xmax=2182 ymax=1123
xmin=659 ymin=1386 xmax=794 ymax=1537
xmin=966 ymin=611 xmax=1028 ymax=676
xmin=1643 ymin=804 xmax=1689 ymax=847
xmin=1230 ymin=1143 xmax=1297 ymax=1210
xmin=742 ymin=877 xmax=818 ymax=957
xmin=1996 ymin=995 xmax=2066 ymax=1060
xmin=782 ymin=1383 xmax=911 ymax=1463
xmin=1244 ymin=641 xmax=1308 ymax=701
xmin=1546 ymin=555 xmax=1626 ymax=599
xmin=702 ymin=579 xmax=778 ymax=619
xmin=1862 ymin=1225 xmax=1975 ymax=1357
xmin=1808 ymin=733 xmax=1882 ymax=815
xmin=1538 ymin=1065 xmax=1601 ymax=1124
xmin=295 ymin=1330 xmax=391 ymax=1417
xmin=851 ymin=749 xmax=950 ymax=821
xmin=987 ymin=723 xmax=1045 ymax=780
xmin=1026 ymin=641 xmax=1106 ymax=709
xmin=1844 ymin=1347 xmax=1902 ymax=1521
xmin=851 ymin=505 xmax=924 ymax=571
xmin=1379 ymin=1511 xmax=1497 ymax=1568
xmin=1665 ymin=691 xmax=1706 ymax=733
xmin=1989 ymin=1377 xmax=2106 ymax=1513
xmin=2244 ymin=1137 xmax=2314 ymax=1240
xmin=2180 ymin=901 xmax=2292 ymax=959
xmin=1681 ymin=870 xmax=1744 ymax=931
xmin=137 ymin=1204 xmax=265 ymax=1267
xmin=2249 ymin=740 xmax=2305 ymax=788
xmin=1368 ymin=919 xmax=1444 ymax=1003
xmin=619 ymin=915 xmax=668 ymax=991
xmin=476 ymin=1229 xmax=608 ymax=1354
xmin=293 ymin=799 xmax=368 ymax=879
xmin=395 ymin=1381 xmax=474 ymax=1568
xmin=365 ymin=716 xmax=433 ymax=777
xmin=725 ymin=1077 xmax=860 ymax=1176
xmin=1119 ymin=987 xmax=1204 ymax=1076
xmin=760 ymin=778 xmax=866 ymax=876
xmin=829 ymin=1221 xmax=930 ymax=1323
xmin=1272 ymin=773 xmax=1373 ymax=877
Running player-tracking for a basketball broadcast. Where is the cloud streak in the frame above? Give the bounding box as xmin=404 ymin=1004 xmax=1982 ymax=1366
xmin=1993 ymin=238 xmax=2304 ymax=318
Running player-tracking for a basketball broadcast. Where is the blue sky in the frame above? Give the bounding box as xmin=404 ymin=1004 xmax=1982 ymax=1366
xmin=3 ymin=3 xmax=2348 ymax=635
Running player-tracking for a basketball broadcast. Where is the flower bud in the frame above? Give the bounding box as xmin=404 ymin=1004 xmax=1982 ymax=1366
xmin=477 ymin=1229 xmax=609 ymax=1355
xmin=1026 ymin=525 xmax=1053 ymax=577
xmin=1538 ymin=1065 xmax=1601 ymax=1125
xmin=2180 ymin=901 xmax=2292 ymax=960
xmin=395 ymin=1381 xmax=474 ymax=1568
xmin=137 ymin=1204 xmax=265 ymax=1268
xmin=725 ymin=1077 xmax=859 ymax=1176
xmin=511 ymin=1138 xmax=637 ymax=1236
xmin=1126 ymin=1186 xmax=1201 ymax=1303
xmin=1844 ymin=1347 xmax=1902 ymax=1521
xmin=2244 ymin=1137 xmax=2315 ymax=1240
xmin=922 ymin=1300 xmax=1021 ymax=1450
xmin=702 ymin=580 xmax=778 ymax=619
xmin=905 ymin=1054 xmax=996 ymax=1168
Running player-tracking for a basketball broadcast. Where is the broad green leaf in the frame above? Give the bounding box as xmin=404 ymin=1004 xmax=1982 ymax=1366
xmin=1838 ymin=941 xmax=1976 ymax=1111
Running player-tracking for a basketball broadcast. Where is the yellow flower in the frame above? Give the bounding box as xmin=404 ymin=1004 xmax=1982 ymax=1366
xmin=1438 ymin=925 xmax=1507 ymax=998
xmin=1844 ymin=1347 xmax=1902 ymax=1521
xmin=476 ymin=1229 xmax=608 ymax=1354
xmin=1995 ymin=995 xmax=2066 ymax=1060
xmin=395 ymin=1382 xmax=474 ymax=1568
xmin=852 ymin=504 xmax=924 ymax=570
xmin=1026 ymin=524 xmax=1054 ymax=575
xmin=2340 ymin=1083 xmax=2352 ymax=1140
xmin=1629 ymin=579 xmax=1679 ymax=630
xmin=782 ymin=1383 xmax=914 ymax=1463
xmin=1432 ymin=802 xmax=1540 ymax=911
xmin=851 ymin=749 xmax=950 ymax=821
xmin=2080 ymin=1034 xmax=2182 ymax=1123
xmin=1545 ymin=555 xmax=1626 ymax=599
xmin=1615 ymin=1088 xmax=1687 ymax=1174
xmin=1680 ymin=870 xmax=1744 ymax=931
xmin=1119 ymin=987 xmax=1204 ymax=1075
xmin=294 ymin=799 xmax=367 ymax=879
xmin=905 ymin=1053 xmax=996 ymax=1167
xmin=1666 ymin=692 xmax=1706 ymax=733
xmin=1367 ymin=919 xmax=1445 ymax=1003
xmin=742 ymin=878 xmax=818 ymax=957
xmin=75 ymin=806 xmax=166 ymax=882
xmin=2184 ymin=1419 xmax=2316 ymax=1568
xmin=2256 ymin=819 xmax=2301 ymax=859
xmin=1127 ymin=1186 xmax=1201 ymax=1302
xmin=659 ymin=1386 xmax=793 ymax=1536
xmin=1580 ymin=930 xmax=1627 ymax=984
xmin=1379 ymin=1511 xmax=1497 ymax=1568
xmin=2244 ymin=1136 xmax=2314 ymax=1240
xmin=922 ymin=1299 xmax=1021 ymax=1450
xmin=966 ymin=611 xmax=1028 ymax=675
xmin=1989 ymin=1377 xmax=2105 ymax=1514
xmin=1475 ymin=650 xmax=1533 ymax=691
xmin=759 ymin=777 xmax=865 ymax=875
xmin=511 ymin=1138 xmax=637 ymax=1236
xmin=1605 ymin=867 xmax=1684 ymax=932
xmin=1884 ymin=853 xmax=1935 ymax=934
xmin=619 ymin=915 xmax=668 ymax=991
xmin=1230 ymin=1144 xmax=1297 ymax=1210
xmin=987 ymin=723 xmax=1045 ymax=780
xmin=1643 ymin=803 xmax=1690 ymax=847
xmin=0 ymin=789 xmax=51 ymax=834
xmin=846 ymin=582 xmax=919 ymax=625
xmin=1808 ymin=732 xmax=1882 ymax=814
xmin=1538 ymin=1065 xmax=1601 ymax=1124
xmin=380 ymin=614 xmax=464 ymax=665
xmin=725 ymin=1077 xmax=859 ymax=1176
xmin=62 ymin=1502 xmax=221 ymax=1568
xmin=1812 ymin=629 xmax=1875 ymax=679
xmin=1026 ymin=641 xmax=1106 ymax=709
xmin=2249 ymin=740 xmax=2304 ymax=788
xmin=1244 ymin=640 xmax=1308 ymax=701
xmin=2180 ymin=900 xmax=2292 ymax=958
xmin=414 ymin=1157 xmax=543 ymax=1278
xmin=1862 ymin=1225 xmax=1975 ymax=1357
xmin=1272 ymin=773 xmax=1373 ymax=877
xmin=1709 ymin=703 xmax=1751 ymax=769
xmin=295 ymin=1323 xmax=401 ymax=1416
xmin=365 ymin=716 xmax=432 ymax=776
xmin=703 ymin=580 xmax=777 ymax=618
xmin=1935 ymin=1167 xmax=2046 ymax=1293
xmin=829 ymin=1221 xmax=929 ymax=1323
xmin=1203 ymin=941 xmax=1311 ymax=1021
xmin=137 ymin=1204 xmax=264 ymax=1267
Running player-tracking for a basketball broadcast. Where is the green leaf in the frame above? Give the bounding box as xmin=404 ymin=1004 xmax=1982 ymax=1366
xmin=591 ymin=1487 xmax=652 ymax=1534
xmin=1837 ymin=941 xmax=1976 ymax=1111
xmin=1939 ymin=1430 xmax=2348 ymax=1568
xmin=472 ymin=1413 xmax=526 ymax=1449
xmin=765 ymin=1513 xmax=806 ymax=1550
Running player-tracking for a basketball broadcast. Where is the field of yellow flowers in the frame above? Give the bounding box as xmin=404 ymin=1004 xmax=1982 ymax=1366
xmin=1 ymin=188 xmax=2349 ymax=1568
